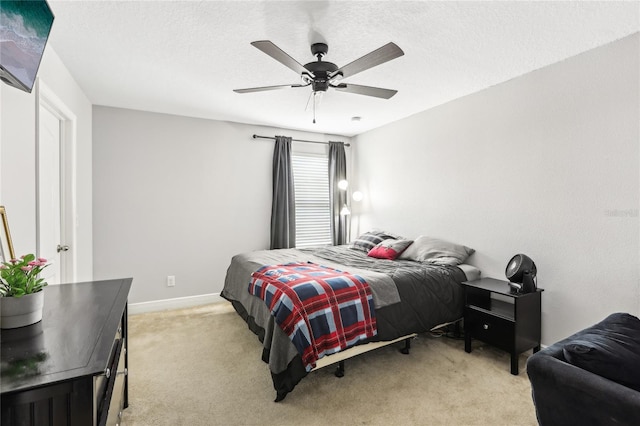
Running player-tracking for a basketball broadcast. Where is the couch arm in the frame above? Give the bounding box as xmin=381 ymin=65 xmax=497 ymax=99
xmin=527 ymin=352 xmax=640 ymax=426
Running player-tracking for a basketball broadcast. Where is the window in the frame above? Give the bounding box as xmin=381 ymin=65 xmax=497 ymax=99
xmin=291 ymin=153 xmax=332 ymax=247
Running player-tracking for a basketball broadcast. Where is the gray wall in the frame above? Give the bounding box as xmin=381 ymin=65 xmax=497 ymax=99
xmin=92 ymin=106 xmax=348 ymax=304
xmin=351 ymin=34 xmax=639 ymax=345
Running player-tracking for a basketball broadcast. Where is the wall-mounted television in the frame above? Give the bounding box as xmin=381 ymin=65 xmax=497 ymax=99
xmin=0 ymin=0 xmax=55 ymax=93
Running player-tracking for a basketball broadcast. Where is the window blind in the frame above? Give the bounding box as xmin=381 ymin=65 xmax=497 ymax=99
xmin=291 ymin=153 xmax=332 ymax=248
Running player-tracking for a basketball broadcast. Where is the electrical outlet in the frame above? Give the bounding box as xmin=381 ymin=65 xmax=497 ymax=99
xmin=167 ymin=275 xmax=176 ymax=287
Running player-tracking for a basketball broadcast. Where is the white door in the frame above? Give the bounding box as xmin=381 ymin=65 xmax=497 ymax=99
xmin=38 ymin=104 xmax=62 ymax=285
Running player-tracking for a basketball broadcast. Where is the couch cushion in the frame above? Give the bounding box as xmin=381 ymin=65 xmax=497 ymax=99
xmin=563 ymin=313 xmax=640 ymax=392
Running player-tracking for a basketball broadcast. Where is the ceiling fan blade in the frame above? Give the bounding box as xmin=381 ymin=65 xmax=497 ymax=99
xmin=234 ymin=84 xmax=306 ymax=94
xmin=330 ymin=42 xmax=404 ymax=80
xmin=333 ymin=83 xmax=398 ymax=99
xmin=251 ymin=40 xmax=311 ymax=77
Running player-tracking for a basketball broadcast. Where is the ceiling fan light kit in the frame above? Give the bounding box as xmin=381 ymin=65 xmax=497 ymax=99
xmin=234 ymin=40 xmax=404 ymax=122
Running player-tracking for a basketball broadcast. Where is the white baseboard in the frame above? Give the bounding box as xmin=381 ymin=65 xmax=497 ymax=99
xmin=129 ymin=293 xmax=224 ymax=315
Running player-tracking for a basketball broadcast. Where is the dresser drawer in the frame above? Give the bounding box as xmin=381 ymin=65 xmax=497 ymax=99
xmin=97 ymin=315 xmax=126 ymax=426
xmin=105 ymin=337 xmax=127 ymax=426
xmin=465 ymin=308 xmax=515 ymax=352
xmin=95 ymin=320 xmax=123 ymax=416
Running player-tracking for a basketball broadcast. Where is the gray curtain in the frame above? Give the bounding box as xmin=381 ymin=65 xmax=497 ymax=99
xmin=270 ymin=136 xmax=296 ymax=249
xmin=328 ymin=141 xmax=348 ymax=245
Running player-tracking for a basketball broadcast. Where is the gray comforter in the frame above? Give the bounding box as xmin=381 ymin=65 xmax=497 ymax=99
xmin=220 ymin=245 xmax=469 ymax=400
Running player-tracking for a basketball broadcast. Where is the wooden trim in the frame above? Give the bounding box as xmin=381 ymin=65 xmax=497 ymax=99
xmin=128 ymin=293 xmax=223 ymax=315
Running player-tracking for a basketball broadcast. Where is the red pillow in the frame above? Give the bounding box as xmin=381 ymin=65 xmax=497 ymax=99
xmin=367 ymin=239 xmax=413 ymax=260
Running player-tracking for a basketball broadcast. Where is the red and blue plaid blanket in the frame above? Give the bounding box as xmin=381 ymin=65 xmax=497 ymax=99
xmin=249 ymin=262 xmax=377 ymax=372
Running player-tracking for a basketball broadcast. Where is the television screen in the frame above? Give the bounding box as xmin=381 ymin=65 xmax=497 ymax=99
xmin=0 ymin=0 xmax=54 ymax=93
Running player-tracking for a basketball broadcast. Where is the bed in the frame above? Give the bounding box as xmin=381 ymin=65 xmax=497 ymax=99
xmin=220 ymin=234 xmax=479 ymax=401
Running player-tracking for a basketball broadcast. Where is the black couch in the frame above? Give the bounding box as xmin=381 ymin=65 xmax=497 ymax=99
xmin=527 ymin=313 xmax=640 ymax=426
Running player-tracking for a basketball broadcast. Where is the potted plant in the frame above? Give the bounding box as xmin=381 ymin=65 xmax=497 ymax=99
xmin=0 ymin=254 xmax=49 ymax=329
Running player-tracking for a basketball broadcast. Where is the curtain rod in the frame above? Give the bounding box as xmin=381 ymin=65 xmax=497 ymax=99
xmin=252 ymin=134 xmax=350 ymax=147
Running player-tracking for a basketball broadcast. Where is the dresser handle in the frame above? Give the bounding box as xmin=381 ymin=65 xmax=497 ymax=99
xmin=104 ymin=368 xmax=111 ymax=378
xmin=117 ymin=368 xmax=128 ymax=377
xmin=483 ymin=324 xmax=489 ymax=330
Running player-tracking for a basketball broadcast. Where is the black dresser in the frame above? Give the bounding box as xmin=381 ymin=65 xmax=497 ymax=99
xmin=1 ymin=278 xmax=132 ymax=425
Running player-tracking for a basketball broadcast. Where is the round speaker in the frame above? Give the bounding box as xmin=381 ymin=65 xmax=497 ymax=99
xmin=505 ymin=254 xmax=537 ymax=283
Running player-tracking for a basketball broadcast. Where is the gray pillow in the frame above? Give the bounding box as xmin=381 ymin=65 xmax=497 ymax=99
xmin=398 ymin=235 xmax=475 ymax=265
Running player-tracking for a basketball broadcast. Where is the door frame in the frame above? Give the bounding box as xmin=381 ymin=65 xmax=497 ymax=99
xmin=36 ymin=79 xmax=77 ymax=283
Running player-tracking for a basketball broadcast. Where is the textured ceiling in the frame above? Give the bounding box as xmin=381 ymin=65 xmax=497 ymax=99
xmin=47 ymin=1 xmax=639 ymax=137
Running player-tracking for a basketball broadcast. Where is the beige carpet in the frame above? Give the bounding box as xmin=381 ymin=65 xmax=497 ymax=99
xmin=121 ymin=303 xmax=538 ymax=426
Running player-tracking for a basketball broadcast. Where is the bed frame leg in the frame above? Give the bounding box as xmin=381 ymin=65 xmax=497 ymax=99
xmin=454 ymin=319 xmax=462 ymax=338
xmin=400 ymin=337 xmax=412 ymax=355
xmin=334 ymin=360 xmax=345 ymax=378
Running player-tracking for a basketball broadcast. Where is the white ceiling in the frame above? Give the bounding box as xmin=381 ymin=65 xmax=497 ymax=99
xmin=47 ymin=1 xmax=639 ymax=137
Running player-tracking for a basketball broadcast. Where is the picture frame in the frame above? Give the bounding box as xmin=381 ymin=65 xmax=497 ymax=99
xmin=0 ymin=206 xmax=16 ymax=262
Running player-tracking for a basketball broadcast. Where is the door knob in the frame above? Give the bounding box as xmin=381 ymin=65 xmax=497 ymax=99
xmin=57 ymin=244 xmax=70 ymax=253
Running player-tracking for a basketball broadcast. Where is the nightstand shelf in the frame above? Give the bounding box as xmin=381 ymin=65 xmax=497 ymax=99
xmin=469 ymin=299 xmax=514 ymax=321
xmin=462 ymin=278 xmax=543 ymax=375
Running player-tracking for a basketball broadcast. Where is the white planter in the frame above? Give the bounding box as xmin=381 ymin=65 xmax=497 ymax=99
xmin=0 ymin=291 xmax=45 ymax=329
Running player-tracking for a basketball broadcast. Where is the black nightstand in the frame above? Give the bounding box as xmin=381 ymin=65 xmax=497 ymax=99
xmin=462 ymin=278 xmax=543 ymax=375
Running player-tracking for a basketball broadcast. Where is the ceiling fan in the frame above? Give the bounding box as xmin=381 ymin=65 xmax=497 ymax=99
xmin=234 ymin=40 xmax=404 ymax=122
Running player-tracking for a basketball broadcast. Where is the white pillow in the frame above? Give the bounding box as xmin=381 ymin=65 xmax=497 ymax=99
xmin=398 ymin=236 xmax=475 ymax=265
